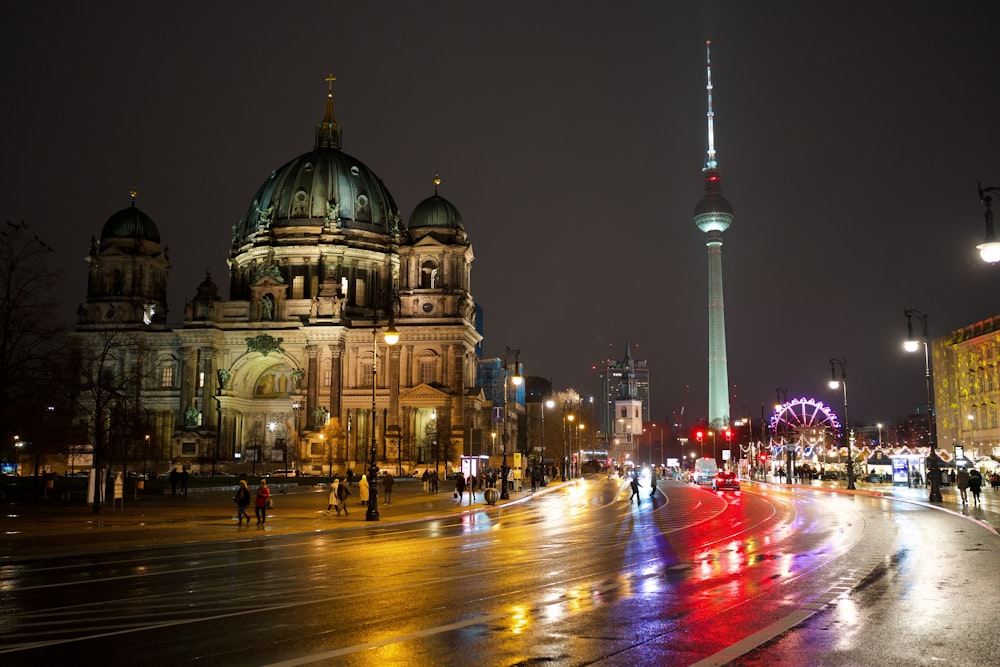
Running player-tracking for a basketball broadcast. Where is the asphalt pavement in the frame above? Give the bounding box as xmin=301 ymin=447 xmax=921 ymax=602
xmin=3 ymin=473 xmax=998 ymax=563
xmin=0 ymin=476 xmax=568 ymax=562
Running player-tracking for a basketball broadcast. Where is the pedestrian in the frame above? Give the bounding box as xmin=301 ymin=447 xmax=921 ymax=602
xmin=430 ymin=469 xmax=439 ymax=493
xmin=336 ymin=477 xmax=352 ymax=515
xmin=233 ymin=479 xmax=252 ymax=525
xmin=328 ymin=477 xmax=341 ymax=514
xmin=956 ymin=466 xmax=970 ymax=505
xmin=970 ymin=468 xmax=983 ymax=507
xmin=255 ymin=479 xmax=271 ymax=525
xmin=468 ymin=474 xmax=476 ymax=503
xmin=629 ymin=473 xmax=642 ymax=504
xmin=359 ymin=474 xmax=370 ymax=505
xmin=454 ymin=473 xmax=466 ymax=499
xmin=382 ymin=472 xmax=394 ymax=505
xmin=649 ymin=473 xmax=658 ymax=499
xmin=180 ymin=469 xmax=189 ymax=496
xmin=422 ymin=469 xmax=430 ymax=493
xmin=169 ymin=469 xmax=178 ymax=496
xmin=346 ymin=468 xmax=354 ymax=488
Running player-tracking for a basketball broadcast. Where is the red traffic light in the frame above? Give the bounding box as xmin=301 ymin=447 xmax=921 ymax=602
xmin=724 ymin=429 xmax=732 ymax=440
xmin=695 ymin=430 xmax=704 ymax=442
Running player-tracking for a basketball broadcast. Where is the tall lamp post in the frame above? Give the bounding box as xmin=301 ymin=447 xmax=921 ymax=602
xmin=976 ymin=182 xmax=1000 ymax=263
xmin=291 ymin=399 xmax=304 ymax=472
xmin=367 ymin=312 xmax=400 ymax=521
xmin=501 ymin=347 xmax=522 ymax=500
xmin=905 ymin=308 xmax=942 ymax=501
xmin=828 ymin=358 xmax=856 ymax=490
xmin=541 ymin=399 xmax=554 ymax=485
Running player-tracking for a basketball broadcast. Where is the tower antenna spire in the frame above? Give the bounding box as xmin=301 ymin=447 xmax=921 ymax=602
xmin=705 ymin=40 xmax=717 ymax=170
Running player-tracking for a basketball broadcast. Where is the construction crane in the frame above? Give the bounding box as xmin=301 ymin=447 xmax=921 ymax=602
xmin=672 ymin=385 xmax=690 ymax=433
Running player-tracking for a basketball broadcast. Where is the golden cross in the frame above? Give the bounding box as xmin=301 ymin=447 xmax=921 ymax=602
xmin=325 ymin=73 xmax=336 ymax=93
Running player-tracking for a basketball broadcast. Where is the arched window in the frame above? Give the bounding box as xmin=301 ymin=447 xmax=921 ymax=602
xmin=421 ymin=260 xmax=438 ymax=289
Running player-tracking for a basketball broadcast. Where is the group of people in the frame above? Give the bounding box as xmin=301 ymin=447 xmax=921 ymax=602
xmin=232 ymin=479 xmax=271 ymax=525
xmin=956 ymin=467 xmax=985 ymax=507
xmin=420 ymin=469 xmax=440 ymax=493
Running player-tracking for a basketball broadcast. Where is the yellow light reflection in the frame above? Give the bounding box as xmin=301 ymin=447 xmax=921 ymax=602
xmin=508 ymin=604 xmax=530 ymax=634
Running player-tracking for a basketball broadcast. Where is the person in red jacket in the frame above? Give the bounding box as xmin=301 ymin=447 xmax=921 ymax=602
xmin=254 ymin=479 xmax=271 ymax=525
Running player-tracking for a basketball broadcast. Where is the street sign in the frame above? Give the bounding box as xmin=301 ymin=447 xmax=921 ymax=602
xmin=493 ymin=406 xmax=503 ymax=423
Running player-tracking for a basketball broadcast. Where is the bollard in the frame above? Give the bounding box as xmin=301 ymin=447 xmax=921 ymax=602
xmin=484 ymin=487 xmax=499 ymax=505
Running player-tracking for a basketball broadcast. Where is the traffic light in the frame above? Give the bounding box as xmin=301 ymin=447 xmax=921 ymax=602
xmin=695 ymin=430 xmax=704 ymax=443
xmin=724 ymin=429 xmax=732 ymax=442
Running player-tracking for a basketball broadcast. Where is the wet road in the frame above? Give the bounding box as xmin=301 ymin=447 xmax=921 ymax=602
xmin=2 ymin=477 xmax=998 ymax=666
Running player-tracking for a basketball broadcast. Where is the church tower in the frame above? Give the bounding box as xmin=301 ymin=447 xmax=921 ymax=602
xmin=614 ymin=340 xmax=643 ymax=465
xmin=693 ymin=41 xmax=734 ymax=429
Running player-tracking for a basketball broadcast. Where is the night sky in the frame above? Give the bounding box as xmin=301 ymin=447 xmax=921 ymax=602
xmin=4 ymin=1 xmax=1000 ymax=428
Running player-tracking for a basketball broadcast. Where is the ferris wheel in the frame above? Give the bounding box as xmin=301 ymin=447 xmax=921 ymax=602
xmin=770 ymin=397 xmax=841 ymax=444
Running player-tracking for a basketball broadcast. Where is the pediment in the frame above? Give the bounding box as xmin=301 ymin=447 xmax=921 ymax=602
xmin=251 ymin=274 xmax=284 ymax=288
xmin=398 ymin=383 xmax=452 ymax=401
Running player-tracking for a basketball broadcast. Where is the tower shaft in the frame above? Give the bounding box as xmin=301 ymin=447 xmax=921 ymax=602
xmin=706 ymin=234 xmax=730 ymax=428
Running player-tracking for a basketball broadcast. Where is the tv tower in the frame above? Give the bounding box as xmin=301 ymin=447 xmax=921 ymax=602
xmin=694 ymin=40 xmax=734 ymax=429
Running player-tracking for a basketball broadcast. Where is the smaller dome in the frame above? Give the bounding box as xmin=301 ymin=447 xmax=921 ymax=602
xmin=101 ymin=202 xmax=160 ymax=243
xmin=409 ymin=193 xmax=464 ymax=231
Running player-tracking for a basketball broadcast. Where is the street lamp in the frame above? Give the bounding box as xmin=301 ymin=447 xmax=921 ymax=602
xmin=291 ymin=399 xmax=303 ymax=472
xmin=904 ymin=308 xmax=942 ymax=501
xmin=976 ymin=182 xmax=1000 ymax=263
xmin=541 ymin=399 xmax=554 ymax=485
xmin=828 ymin=358 xmax=856 ymax=490
xmin=367 ymin=311 xmax=400 ymax=521
xmin=501 ymin=347 xmax=522 ymax=500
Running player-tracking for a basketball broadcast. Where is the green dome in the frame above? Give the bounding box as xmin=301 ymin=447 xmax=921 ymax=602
xmin=101 ymin=202 xmax=160 ymax=243
xmin=235 ymin=147 xmax=400 ymax=244
xmin=408 ymin=193 xmax=464 ymax=231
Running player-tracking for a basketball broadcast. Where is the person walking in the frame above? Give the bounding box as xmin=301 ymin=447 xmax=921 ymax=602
xmin=180 ymin=469 xmax=189 ymax=496
xmin=467 ymin=474 xmax=476 ymax=504
xmin=233 ymin=479 xmax=252 ymax=525
xmin=454 ymin=473 xmax=466 ymax=500
xmin=421 ymin=469 xmax=430 ymax=493
xmin=430 ymin=469 xmax=439 ymax=493
xmin=254 ymin=479 xmax=271 ymax=525
xmin=956 ymin=466 xmax=970 ymax=506
xmin=649 ymin=473 xmax=658 ymax=500
xmin=969 ymin=468 xmax=983 ymax=507
xmin=169 ymin=469 xmax=179 ymax=496
xmin=336 ymin=477 xmax=352 ymax=516
xmin=629 ymin=472 xmax=642 ymax=504
xmin=382 ymin=472 xmax=394 ymax=505
xmin=327 ymin=477 xmax=341 ymax=514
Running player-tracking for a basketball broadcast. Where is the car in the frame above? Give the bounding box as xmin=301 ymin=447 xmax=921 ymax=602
xmin=267 ymin=469 xmax=298 ymax=478
xmin=712 ymin=470 xmax=740 ymax=491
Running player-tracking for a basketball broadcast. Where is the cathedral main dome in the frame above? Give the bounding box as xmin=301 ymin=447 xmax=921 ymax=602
xmin=233 ymin=147 xmax=400 ymax=244
xmin=231 ymin=82 xmax=401 ymax=247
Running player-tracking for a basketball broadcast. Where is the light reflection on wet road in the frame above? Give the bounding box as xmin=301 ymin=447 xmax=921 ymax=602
xmin=1 ymin=478 xmax=998 ymax=666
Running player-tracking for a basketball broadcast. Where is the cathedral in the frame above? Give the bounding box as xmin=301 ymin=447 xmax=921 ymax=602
xmin=71 ymin=80 xmax=488 ymax=476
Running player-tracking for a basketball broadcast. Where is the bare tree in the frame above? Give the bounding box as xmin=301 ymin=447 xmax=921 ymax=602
xmin=72 ymin=317 xmax=149 ymax=513
xmin=0 ymin=221 xmax=67 ymax=477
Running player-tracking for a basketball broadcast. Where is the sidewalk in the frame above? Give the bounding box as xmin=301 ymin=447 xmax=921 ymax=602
xmin=0 ymin=477 xmax=569 ymax=562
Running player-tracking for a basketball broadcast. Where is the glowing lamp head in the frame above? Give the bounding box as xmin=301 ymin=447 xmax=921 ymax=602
xmin=979 ymin=240 xmax=1000 ymax=263
xmin=383 ymin=325 xmax=400 ymax=346
xmin=828 ymin=380 xmax=841 ymax=390
xmin=903 ymin=339 xmax=920 ymax=353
